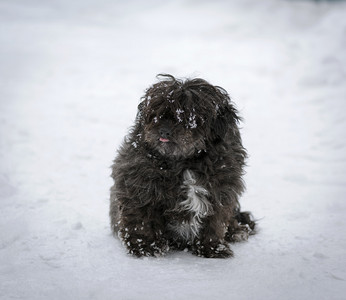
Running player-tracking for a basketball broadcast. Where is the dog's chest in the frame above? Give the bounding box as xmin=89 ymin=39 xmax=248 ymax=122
xmin=167 ymin=169 xmax=212 ymax=241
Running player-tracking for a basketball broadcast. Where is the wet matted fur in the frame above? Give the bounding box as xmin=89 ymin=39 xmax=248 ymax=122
xmin=110 ymin=74 xmax=255 ymax=258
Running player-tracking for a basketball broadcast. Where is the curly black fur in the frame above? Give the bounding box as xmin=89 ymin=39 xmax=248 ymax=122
xmin=110 ymin=74 xmax=255 ymax=258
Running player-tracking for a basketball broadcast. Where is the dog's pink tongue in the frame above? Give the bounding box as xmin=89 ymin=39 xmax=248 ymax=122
xmin=159 ymin=138 xmax=170 ymax=143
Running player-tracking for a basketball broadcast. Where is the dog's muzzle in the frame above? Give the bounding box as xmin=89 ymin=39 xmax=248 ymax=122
xmin=159 ymin=127 xmax=171 ymax=143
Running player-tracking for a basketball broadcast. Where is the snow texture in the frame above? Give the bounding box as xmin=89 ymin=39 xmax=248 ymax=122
xmin=1 ymin=0 xmax=346 ymax=299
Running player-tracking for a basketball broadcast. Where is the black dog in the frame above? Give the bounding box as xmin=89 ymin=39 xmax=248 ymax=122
xmin=110 ymin=74 xmax=255 ymax=258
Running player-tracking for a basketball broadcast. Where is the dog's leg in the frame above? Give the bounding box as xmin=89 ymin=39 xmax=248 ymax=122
xmin=117 ymin=206 xmax=169 ymax=257
xmin=191 ymin=213 xmax=233 ymax=258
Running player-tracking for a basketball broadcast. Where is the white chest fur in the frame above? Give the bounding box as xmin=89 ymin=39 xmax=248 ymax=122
xmin=168 ymin=170 xmax=213 ymax=241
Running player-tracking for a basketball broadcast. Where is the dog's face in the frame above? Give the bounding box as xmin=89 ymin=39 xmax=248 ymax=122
xmin=142 ymin=115 xmax=206 ymax=158
xmin=136 ymin=74 xmax=240 ymax=159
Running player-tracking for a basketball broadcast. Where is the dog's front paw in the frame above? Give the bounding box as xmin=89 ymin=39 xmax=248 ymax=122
xmin=192 ymin=241 xmax=233 ymax=258
xmin=126 ymin=238 xmax=169 ymax=258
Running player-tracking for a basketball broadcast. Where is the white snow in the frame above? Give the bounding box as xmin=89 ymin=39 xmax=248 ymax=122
xmin=176 ymin=108 xmax=184 ymax=122
xmin=1 ymin=0 xmax=346 ymax=299
xmin=188 ymin=111 xmax=198 ymax=128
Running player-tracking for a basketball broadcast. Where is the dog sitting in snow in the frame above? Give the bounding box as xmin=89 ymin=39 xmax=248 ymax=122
xmin=110 ymin=74 xmax=255 ymax=258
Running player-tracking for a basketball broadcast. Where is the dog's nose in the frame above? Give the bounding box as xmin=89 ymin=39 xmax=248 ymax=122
xmin=159 ymin=127 xmax=171 ymax=139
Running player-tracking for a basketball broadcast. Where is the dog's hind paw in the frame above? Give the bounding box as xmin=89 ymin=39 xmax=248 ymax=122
xmin=231 ymin=225 xmax=251 ymax=242
xmin=226 ymin=223 xmax=253 ymax=243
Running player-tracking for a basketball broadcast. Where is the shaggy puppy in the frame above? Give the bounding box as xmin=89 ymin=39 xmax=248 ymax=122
xmin=110 ymin=74 xmax=255 ymax=258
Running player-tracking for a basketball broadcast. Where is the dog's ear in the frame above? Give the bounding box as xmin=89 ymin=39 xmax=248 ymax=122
xmin=137 ymin=101 xmax=144 ymax=113
xmin=211 ymin=113 xmax=228 ymax=142
xmin=136 ymin=101 xmax=145 ymax=122
xmin=211 ymin=105 xmax=239 ymax=142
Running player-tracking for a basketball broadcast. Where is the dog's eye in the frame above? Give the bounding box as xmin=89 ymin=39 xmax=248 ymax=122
xmin=146 ymin=113 xmax=157 ymax=124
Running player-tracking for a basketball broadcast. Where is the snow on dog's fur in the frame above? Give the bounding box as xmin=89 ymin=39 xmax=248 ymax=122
xmin=110 ymin=74 xmax=255 ymax=258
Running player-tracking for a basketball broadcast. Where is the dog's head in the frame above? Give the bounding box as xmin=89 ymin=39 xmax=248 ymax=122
xmin=135 ymin=74 xmax=241 ymax=159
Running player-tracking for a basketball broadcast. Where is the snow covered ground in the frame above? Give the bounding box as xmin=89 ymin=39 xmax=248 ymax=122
xmin=1 ymin=0 xmax=346 ymax=299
